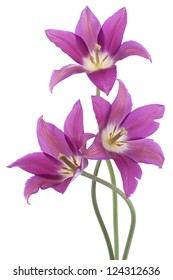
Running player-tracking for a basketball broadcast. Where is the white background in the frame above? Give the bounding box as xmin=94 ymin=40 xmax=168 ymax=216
xmin=0 ymin=0 xmax=172 ymax=278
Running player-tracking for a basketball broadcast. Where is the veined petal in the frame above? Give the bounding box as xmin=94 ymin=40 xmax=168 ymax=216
xmin=98 ymin=8 xmax=127 ymax=56
xmin=84 ymin=135 xmax=110 ymax=160
xmin=123 ymin=104 xmax=165 ymax=139
xmin=49 ymin=64 xmax=85 ymax=92
xmin=52 ymin=177 xmax=72 ymax=193
xmin=125 ymin=139 xmax=164 ymax=167
xmin=64 ymin=100 xmax=85 ymax=151
xmin=87 ymin=66 xmax=117 ymax=95
xmin=91 ymin=95 xmax=111 ymax=130
xmin=24 ymin=176 xmax=70 ymax=204
xmin=108 ymin=80 xmax=132 ymax=126
xmin=75 ymin=6 xmax=101 ymax=51
xmin=8 ymin=152 xmax=62 ymax=177
xmin=80 ymin=133 xmax=95 ymax=152
xmin=37 ymin=117 xmax=72 ymax=158
xmin=45 ymin=29 xmax=89 ymax=64
xmin=114 ymin=40 xmax=152 ymax=62
xmin=113 ymin=155 xmax=142 ymax=198
xmin=24 ymin=176 xmax=54 ymax=203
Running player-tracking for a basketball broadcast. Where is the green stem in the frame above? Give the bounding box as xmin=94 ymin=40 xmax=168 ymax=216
xmin=91 ymin=160 xmax=115 ymax=260
xmin=82 ymin=171 xmax=136 ymax=259
xmin=122 ymin=209 xmax=136 ymax=260
xmin=106 ymin=160 xmax=119 ymax=260
xmin=96 ymin=87 xmax=100 ymax=96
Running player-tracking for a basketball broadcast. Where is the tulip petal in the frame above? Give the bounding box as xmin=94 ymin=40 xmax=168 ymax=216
xmin=114 ymin=40 xmax=152 ymax=62
xmin=49 ymin=64 xmax=85 ymax=92
xmin=52 ymin=177 xmax=72 ymax=193
xmin=75 ymin=6 xmax=101 ymax=51
xmin=84 ymin=135 xmax=110 ymax=160
xmin=64 ymin=100 xmax=83 ymax=150
xmin=108 ymin=80 xmax=132 ymax=126
xmin=24 ymin=176 xmax=71 ymax=203
xmin=113 ymin=155 xmax=142 ymax=198
xmin=123 ymin=104 xmax=165 ymax=139
xmin=125 ymin=139 xmax=164 ymax=167
xmin=37 ymin=117 xmax=72 ymax=158
xmin=8 ymin=152 xmax=62 ymax=178
xmin=87 ymin=66 xmax=117 ymax=95
xmin=98 ymin=8 xmax=127 ymax=56
xmin=91 ymin=95 xmax=111 ymax=130
xmin=45 ymin=29 xmax=88 ymax=64
xmin=64 ymin=100 xmax=94 ymax=152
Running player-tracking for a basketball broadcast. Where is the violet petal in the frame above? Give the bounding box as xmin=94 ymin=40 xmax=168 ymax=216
xmin=45 ymin=29 xmax=88 ymax=64
xmin=87 ymin=66 xmax=117 ymax=95
xmin=125 ymin=139 xmax=164 ymax=167
xmin=64 ymin=100 xmax=84 ymax=152
xmin=52 ymin=177 xmax=72 ymax=194
xmin=75 ymin=6 xmax=101 ymax=51
xmin=98 ymin=8 xmax=127 ymax=56
xmin=49 ymin=64 xmax=85 ymax=92
xmin=91 ymin=95 xmax=111 ymax=130
xmin=37 ymin=117 xmax=72 ymax=158
xmin=24 ymin=175 xmax=68 ymax=204
xmin=84 ymin=134 xmax=110 ymax=160
xmin=114 ymin=40 xmax=152 ymax=63
xmin=108 ymin=80 xmax=132 ymax=127
xmin=123 ymin=104 xmax=165 ymax=139
xmin=113 ymin=154 xmax=142 ymax=198
xmin=8 ymin=152 xmax=61 ymax=177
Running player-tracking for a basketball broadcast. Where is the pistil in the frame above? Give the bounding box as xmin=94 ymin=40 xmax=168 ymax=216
xmin=95 ymin=44 xmax=101 ymax=65
xmin=83 ymin=44 xmax=113 ymax=71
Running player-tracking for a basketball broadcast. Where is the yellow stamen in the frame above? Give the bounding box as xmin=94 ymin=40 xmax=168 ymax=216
xmin=71 ymin=154 xmax=79 ymax=167
xmin=58 ymin=154 xmax=77 ymax=171
xmin=110 ymin=128 xmax=127 ymax=144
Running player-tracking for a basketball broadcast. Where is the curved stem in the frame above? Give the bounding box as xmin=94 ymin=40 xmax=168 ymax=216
xmin=94 ymin=87 xmax=116 ymax=259
xmin=122 ymin=209 xmax=136 ymax=260
xmin=96 ymin=87 xmax=100 ymax=96
xmin=82 ymin=171 xmax=136 ymax=259
xmin=91 ymin=160 xmax=115 ymax=260
xmin=106 ymin=160 xmax=119 ymax=260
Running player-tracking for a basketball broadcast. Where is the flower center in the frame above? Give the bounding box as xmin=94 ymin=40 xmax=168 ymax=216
xmin=83 ymin=44 xmax=113 ymax=72
xmin=102 ymin=124 xmax=128 ymax=153
xmin=58 ymin=154 xmax=80 ymax=177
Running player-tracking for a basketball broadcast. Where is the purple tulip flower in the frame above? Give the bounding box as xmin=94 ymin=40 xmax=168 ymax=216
xmin=8 ymin=100 xmax=94 ymax=203
xmin=84 ymin=80 xmax=165 ymax=197
xmin=45 ymin=6 xmax=151 ymax=95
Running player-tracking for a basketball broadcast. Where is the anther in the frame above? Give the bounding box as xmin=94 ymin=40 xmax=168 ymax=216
xmin=58 ymin=154 xmax=77 ymax=171
xmin=110 ymin=128 xmax=127 ymax=144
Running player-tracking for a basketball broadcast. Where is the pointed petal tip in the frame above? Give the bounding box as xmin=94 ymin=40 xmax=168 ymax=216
xmin=99 ymin=7 xmax=127 ymax=56
xmin=75 ymin=5 xmax=101 ymax=52
xmin=145 ymin=51 xmax=152 ymax=63
xmin=49 ymin=65 xmax=85 ymax=93
xmin=119 ymin=6 xmax=127 ymax=14
xmin=159 ymin=154 xmax=165 ymax=168
xmin=87 ymin=67 xmax=117 ymax=95
xmin=25 ymin=195 xmax=31 ymax=205
xmin=83 ymin=5 xmax=90 ymax=11
xmin=49 ymin=85 xmax=54 ymax=94
xmin=44 ymin=29 xmax=48 ymax=36
xmin=49 ymin=86 xmax=53 ymax=94
xmin=114 ymin=40 xmax=152 ymax=63
xmin=24 ymin=188 xmax=34 ymax=205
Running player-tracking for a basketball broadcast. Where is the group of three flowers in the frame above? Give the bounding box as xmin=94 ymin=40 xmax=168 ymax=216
xmin=9 ymin=7 xmax=164 ymax=202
